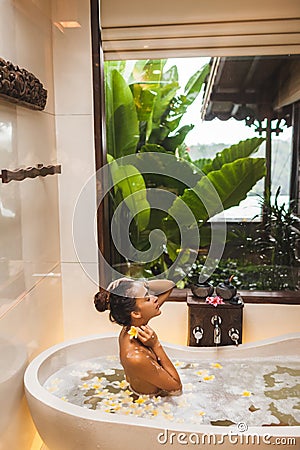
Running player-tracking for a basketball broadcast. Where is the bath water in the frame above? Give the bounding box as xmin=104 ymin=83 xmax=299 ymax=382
xmin=44 ymin=355 xmax=300 ymax=427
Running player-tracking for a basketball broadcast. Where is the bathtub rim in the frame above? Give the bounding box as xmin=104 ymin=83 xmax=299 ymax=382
xmin=24 ymin=332 xmax=300 ymax=437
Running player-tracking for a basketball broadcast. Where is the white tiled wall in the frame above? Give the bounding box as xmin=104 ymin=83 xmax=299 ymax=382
xmin=0 ymin=265 xmax=63 ymax=450
xmin=55 ymin=115 xmax=97 ymax=263
xmin=1 ymin=0 xmax=98 ymax=444
xmin=52 ymin=1 xmax=93 ymax=117
xmin=52 ymin=0 xmax=99 ymax=338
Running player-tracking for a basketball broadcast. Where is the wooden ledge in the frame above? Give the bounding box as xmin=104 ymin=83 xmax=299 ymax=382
xmin=168 ymin=288 xmax=300 ymax=305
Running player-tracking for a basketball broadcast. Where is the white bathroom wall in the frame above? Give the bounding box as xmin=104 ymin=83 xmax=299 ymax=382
xmin=63 ymin=296 xmax=300 ymax=346
xmin=0 ymin=0 xmax=99 ymax=444
xmin=52 ymin=0 xmax=99 ymax=340
xmin=243 ymin=303 xmax=300 ymax=343
xmin=0 ymin=266 xmax=62 ymax=450
xmin=0 ymin=1 xmax=63 ymax=449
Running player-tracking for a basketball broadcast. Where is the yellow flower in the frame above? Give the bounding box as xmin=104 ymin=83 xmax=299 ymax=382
xmin=163 ymin=412 xmax=174 ymax=421
xmin=79 ymin=382 xmax=90 ymax=390
xmin=203 ymin=375 xmax=215 ymax=381
xmin=196 ymin=411 xmax=206 ymax=416
xmin=135 ymin=397 xmax=146 ymax=404
xmin=47 ymin=386 xmax=58 ymax=393
xmin=128 ymin=326 xmax=138 ymax=339
xmin=195 ymin=369 xmax=208 ymax=376
xmin=130 ymin=403 xmax=138 ymax=409
xmin=144 ymin=404 xmax=154 ymax=411
xmin=60 ymin=396 xmax=68 ymax=402
xmin=119 ymin=380 xmax=129 ymax=389
xmin=120 ymin=396 xmax=133 ymax=404
xmin=211 ymin=363 xmax=223 ymax=369
xmin=113 ymin=405 xmax=121 ymax=411
xmin=174 ymin=360 xmax=184 ymax=367
xmin=95 ymin=390 xmax=108 ymax=396
xmin=151 ymin=409 xmax=159 ymax=416
xmin=176 ymin=418 xmax=185 ymax=423
xmin=242 ymin=391 xmax=251 ymax=397
xmin=124 ymin=389 xmax=133 ymax=396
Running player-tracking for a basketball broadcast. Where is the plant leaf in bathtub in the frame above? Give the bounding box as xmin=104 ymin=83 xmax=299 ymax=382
xmin=128 ymin=326 xmax=139 ymax=339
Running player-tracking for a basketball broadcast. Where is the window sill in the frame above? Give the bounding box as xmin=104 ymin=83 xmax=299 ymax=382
xmin=168 ymin=288 xmax=300 ymax=305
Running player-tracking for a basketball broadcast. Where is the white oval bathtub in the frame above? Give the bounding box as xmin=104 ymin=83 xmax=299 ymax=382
xmin=24 ymin=333 xmax=300 ymax=450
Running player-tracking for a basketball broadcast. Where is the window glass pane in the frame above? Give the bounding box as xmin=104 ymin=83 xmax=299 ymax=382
xmin=106 ymin=56 xmax=293 ymax=221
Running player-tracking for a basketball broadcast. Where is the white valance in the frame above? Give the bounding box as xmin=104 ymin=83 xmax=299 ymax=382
xmin=100 ymin=0 xmax=300 ymax=60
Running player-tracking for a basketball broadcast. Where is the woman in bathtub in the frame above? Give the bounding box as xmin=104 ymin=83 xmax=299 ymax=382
xmin=94 ymin=278 xmax=182 ymax=396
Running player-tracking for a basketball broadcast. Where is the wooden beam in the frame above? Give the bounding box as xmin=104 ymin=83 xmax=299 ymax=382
xmin=262 ymin=118 xmax=272 ymax=223
xmin=90 ymin=0 xmax=111 ymax=286
xmin=290 ymin=101 xmax=300 ymax=213
xmin=210 ymin=92 xmax=257 ymax=103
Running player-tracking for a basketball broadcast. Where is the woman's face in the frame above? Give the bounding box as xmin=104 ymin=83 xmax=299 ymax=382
xmin=131 ymin=282 xmax=161 ymax=322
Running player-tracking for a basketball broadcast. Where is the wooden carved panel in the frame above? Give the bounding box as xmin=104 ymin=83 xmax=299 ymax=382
xmin=0 ymin=57 xmax=47 ymax=110
xmin=0 ymin=164 xmax=61 ymax=183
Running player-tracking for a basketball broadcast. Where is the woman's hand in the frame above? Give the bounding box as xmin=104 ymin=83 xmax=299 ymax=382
xmin=136 ymin=325 xmax=159 ymax=348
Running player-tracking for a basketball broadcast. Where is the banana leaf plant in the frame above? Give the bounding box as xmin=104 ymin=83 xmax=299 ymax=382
xmin=104 ymin=59 xmax=266 ymax=272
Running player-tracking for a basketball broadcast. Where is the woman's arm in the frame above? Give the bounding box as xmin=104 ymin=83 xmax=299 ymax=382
xmin=107 ymin=277 xmax=131 ymax=291
xmin=148 ymin=279 xmax=175 ymax=306
xmin=107 ymin=278 xmax=175 ymax=306
xmin=133 ymin=325 xmax=182 ymax=393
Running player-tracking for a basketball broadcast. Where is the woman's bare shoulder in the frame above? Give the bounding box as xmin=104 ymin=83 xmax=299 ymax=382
xmin=122 ymin=345 xmax=154 ymax=368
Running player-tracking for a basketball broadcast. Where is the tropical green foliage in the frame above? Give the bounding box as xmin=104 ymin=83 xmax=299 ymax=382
xmin=104 ymin=60 xmax=266 ymax=274
xmin=107 ymin=154 xmax=150 ymax=231
xmin=253 ymin=187 xmax=300 ymax=268
xmin=105 ymin=59 xmax=210 ymax=158
xmin=195 ymin=189 xmax=300 ymax=291
xmin=185 ymin=256 xmax=299 ymax=291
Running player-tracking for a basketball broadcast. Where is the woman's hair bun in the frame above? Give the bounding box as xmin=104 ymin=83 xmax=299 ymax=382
xmin=94 ymin=288 xmax=110 ymax=312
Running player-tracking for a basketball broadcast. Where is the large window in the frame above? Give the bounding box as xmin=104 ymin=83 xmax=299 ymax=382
xmin=103 ymin=55 xmax=299 ymax=290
